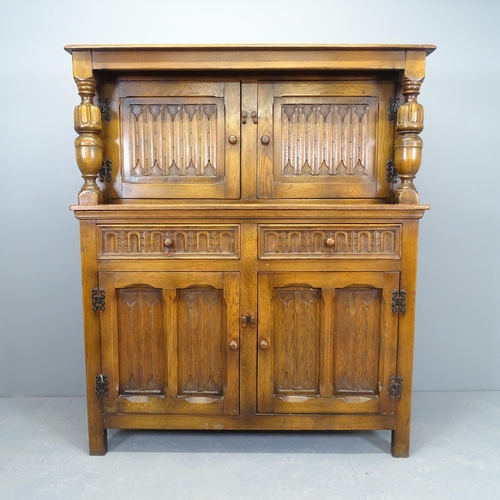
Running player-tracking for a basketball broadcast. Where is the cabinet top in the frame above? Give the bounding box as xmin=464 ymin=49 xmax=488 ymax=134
xmin=65 ymin=44 xmax=435 ymax=72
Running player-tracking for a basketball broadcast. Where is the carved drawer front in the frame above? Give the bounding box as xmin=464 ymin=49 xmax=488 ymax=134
xmin=258 ymin=224 xmax=401 ymax=259
xmin=98 ymin=224 xmax=240 ymax=259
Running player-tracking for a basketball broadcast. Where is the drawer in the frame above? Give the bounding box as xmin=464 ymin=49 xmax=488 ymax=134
xmin=98 ymin=224 xmax=240 ymax=259
xmin=258 ymin=224 xmax=401 ymax=259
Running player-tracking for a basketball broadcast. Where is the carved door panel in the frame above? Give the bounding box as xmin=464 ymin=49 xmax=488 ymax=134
xmin=256 ymin=81 xmax=394 ymax=199
xmin=99 ymin=271 xmax=240 ymax=415
xmin=257 ymin=271 xmax=399 ymax=415
xmin=101 ymin=80 xmax=240 ymax=199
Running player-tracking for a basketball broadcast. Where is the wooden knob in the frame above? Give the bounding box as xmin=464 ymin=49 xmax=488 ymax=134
xmin=229 ymin=340 xmax=238 ymax=351
xmin=325 ymin=237 xmax=335 ymax=248
xmin=261 ymin=135 xmax=270 ymax=145
xmin=228 ymin=135 xmax=237 ymax=145
xmin=164 ymin=238 xmax=174 ymax=248
xmin=259 ymin=339 xmax=269 ymax=350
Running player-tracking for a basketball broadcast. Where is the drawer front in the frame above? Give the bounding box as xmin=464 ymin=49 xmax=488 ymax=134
xmin=258 ymin=224 xmax=401 ymax=259
xmin=98 ymin=224 xmax=240 ymax=259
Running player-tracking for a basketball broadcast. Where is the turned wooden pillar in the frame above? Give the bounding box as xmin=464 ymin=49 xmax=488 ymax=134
xmin=394 ymin=52 xmax=426 ymax=205
xmin=72 ymin=51 xmax=103 ymax=205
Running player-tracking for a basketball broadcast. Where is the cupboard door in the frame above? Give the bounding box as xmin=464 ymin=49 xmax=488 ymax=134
xmin=257 ymin=81 xmax=393 ymax=200
xmin=99 ymin=271 xmax=239 ymax=415
xmin=257 ymin=271 xmax=398 ymax=414
xmin=102 ymin=80 xmax=240 ymax=199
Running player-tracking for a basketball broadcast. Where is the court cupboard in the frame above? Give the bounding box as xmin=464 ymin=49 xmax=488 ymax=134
xmin=66 ymin=44 xmax=435 ymax=456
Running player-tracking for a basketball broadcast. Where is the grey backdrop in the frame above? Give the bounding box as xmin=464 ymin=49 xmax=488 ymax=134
xmin=1 ymin=0 xmax=498 ymax=396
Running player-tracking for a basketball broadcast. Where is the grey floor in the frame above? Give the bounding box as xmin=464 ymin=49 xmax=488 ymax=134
xmin=0 ymin=392 xmax=499 ymax=499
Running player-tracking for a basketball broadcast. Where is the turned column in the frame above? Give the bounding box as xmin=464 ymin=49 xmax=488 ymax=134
xmin=74 ymin=77 xmax=103 ymax=205
xmin=72 ymin=48 xmax=103 ymax=206
xmin=394 ymin=51 xmax=426 ymax=205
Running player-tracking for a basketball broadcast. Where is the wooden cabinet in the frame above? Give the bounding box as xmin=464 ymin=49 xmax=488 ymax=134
xmin=67 ymin=44 xmax=435 ymax=457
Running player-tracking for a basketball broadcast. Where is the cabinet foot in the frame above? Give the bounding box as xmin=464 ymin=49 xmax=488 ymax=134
xmin=89 ymin=429 xmax=108 ymax=456
xmin=391 ymin=429 xmax=410 ymax=457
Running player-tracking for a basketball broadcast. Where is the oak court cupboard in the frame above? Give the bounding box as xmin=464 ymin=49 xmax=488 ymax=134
xmin=66 ymin=44 xmax=435 ymax=457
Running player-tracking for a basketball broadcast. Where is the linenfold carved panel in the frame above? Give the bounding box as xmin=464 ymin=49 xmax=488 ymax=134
xmin=259 ymin=225 xmax=401 ymax=259
xmin=177 ymin=288 xmax=224 ymax=396
xmin=117 ymin=288 xmax=165 ymax=396
xmin=99 ymin=225 xmax=239 ymax=259
xmin=122 ymin=98 xmax=223 ymax=181
xmin=333 ymin=288 xmax=381 ymax=394
xmin=279 ymin=103 xmax=370 ymax=177
xmin=273 ymin=288 xmax=321 ymax=395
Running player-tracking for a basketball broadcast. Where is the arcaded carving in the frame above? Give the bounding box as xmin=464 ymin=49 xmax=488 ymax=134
xmin=99 ymin=225 xmax=239 ymax=258
xmin=280 ymin=104 xmax=369 ymax=177
xmin=127 ymin=102 xmax=219 ymax=179
xmin=259 ymin=226 xmax=400 ymax=258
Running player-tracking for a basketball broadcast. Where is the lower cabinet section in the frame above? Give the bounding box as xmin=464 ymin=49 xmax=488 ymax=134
xmin=98 ymin=270 xmax=400 ymax=419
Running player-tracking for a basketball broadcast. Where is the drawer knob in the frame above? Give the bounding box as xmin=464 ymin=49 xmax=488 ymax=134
xmin=228 ymin=135 xmax=238 ymax=145
xmin=164 ymin=238 xmax=174 ymax=248
xmin=229 ymin=340 xmax=239 ymax=351
xmin=261 ymin=135 xmax=270 ymax=145
xmin=325 ymin=237 xmax=335 ymax=248
xmin=259 ymin=339 xmax=269 ymax=350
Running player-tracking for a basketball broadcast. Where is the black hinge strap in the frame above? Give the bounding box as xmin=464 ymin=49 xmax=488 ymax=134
xmin=92 ymin=288 xmax=106 ymax=312
xmin=95 ymin=374 xmax=109 ymax=397
xmin=388 ymin=375 xmax=403 ymax=399
xmin=388 ymin=97 xmax=401 ymax=121
xmin=392 ymin=290 xmax=406 ymax=313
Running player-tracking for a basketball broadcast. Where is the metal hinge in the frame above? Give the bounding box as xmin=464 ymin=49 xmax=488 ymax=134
xmin=386 ymin=159 xmax=399 ymax=183
xmin=392 ymin=290 xmax=406 ymax=313
xmin=95 ymin=374 xmax=109 ymax=397
xmin=98 ymin=159 xmax=112 ymax=183
xmin=97 ymin=97 xmax=111 ymax=121
xmin=388 ymin=375 xmax=403 ymax=399
xmin=388 ymin=97 xmax=401 ymax=121
xmin=92 ymin=288 xmax=106 ymax=311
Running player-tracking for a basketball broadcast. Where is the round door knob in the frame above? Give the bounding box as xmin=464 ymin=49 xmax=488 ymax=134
xmin=259 ymin=339 xmax=269 ymax=350
xmin=164 ymin=238 xmax=174 ymax=248
xmin=261 ymin=135 xmax=270 ymax=145
xmin=229 ymin=340 xmax=239 ymax=351
xmin=325 ymin=237 xmax=335 ymax=248
xmin=228 ymin=135 xmax=238 ymax=145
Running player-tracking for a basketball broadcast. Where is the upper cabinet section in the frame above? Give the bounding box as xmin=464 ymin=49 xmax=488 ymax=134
xmin=67 ymin=45 xmax=435 ymax=205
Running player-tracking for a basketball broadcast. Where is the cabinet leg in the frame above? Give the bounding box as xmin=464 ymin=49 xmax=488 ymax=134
xmin=391 ymin=429 xmax=410 ymax=458
xmin=88 ymin=427 xmax=108 ymax=456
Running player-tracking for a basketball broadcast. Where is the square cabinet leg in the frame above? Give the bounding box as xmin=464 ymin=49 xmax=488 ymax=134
xmin=391 ymin=429 xmax=410 ymax=458
xmin=89 ymin=428 xmax=108 ymax=456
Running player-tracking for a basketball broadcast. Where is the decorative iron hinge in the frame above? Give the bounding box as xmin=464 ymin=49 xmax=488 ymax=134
xmin=92 ymin=288 xmax=106 ymax=311
xmin=388 ymin=375 xmax=403 ymax=399
xmin=98 ymin=159 xmax=112 ymax=183
xmin=95 ymin=374 xmax=109 ymax=397
xmin=388 ymin=97 xmax=401 ymax=121
xmin=386 ymin=159 xmax=399 ymax=183
xmin=97 ymin=97 xmax=111 ymax=121
xmin=392 ymin=290 xmax=406 ymax=313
